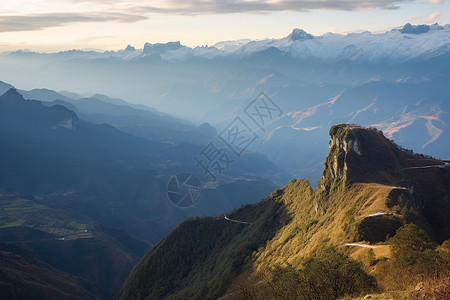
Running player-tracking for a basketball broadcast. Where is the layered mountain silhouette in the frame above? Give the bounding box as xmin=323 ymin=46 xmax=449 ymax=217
xmin=117 ymin=124 xmax=450 ymax=300
xmin=0 ymin=88 xmax=287 ymax=298
xmin=16 ymin=86 xmax=215 ymax=145
xmin=2 ymin=25 xmax=448 ymax=184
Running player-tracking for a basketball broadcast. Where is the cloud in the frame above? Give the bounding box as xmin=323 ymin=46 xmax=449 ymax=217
xmin=132 ymin=0 xmax=414 ymax=14
xmin=0 ymin=0 xmax=415 ymax=33
xmin=0 ymin=12 xmax=146 ymax=32
xmin=423 ymin=11 xmax=442 ymax=23
xmin=428 ymin=0 xmax=443 ymax=4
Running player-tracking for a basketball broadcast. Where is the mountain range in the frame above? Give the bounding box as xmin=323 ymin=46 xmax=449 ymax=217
xmin=1 ymin=23 xmax=448 ymax=184
xmin=3 ymin=23 xmax=448 ymax=62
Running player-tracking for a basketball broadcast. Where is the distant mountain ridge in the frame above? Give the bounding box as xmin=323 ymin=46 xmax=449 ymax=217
xmin=0 ymin=82 xmax=223 ymax=146
xmin=2 ymin=23 xmax=448 ymax=63
xmin=1 ymin=22 xmax=448 ymax=186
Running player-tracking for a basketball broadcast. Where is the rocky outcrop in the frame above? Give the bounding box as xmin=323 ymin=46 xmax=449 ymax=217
xmin=318 ymin=124 xmax=403 ymax=193
xmin=318 ymin=124 xmax=450 ymax=242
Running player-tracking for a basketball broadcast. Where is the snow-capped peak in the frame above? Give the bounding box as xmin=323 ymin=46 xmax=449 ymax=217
xmin=399 ymin=23 xmax=444 ymax=34
xmin=142 ymin=41 xmax=183 ymax=55
xmin=289 ymin=28 xmax=314 ymax=41
xmin=3 ymin=24 xmax=449 ymax=63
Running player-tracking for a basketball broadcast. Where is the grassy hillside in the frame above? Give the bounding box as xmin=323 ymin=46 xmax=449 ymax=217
xmin=117 ymin=124 xmax=450 ymax=300
xmin=116 ymin=198 xmax=289 ymax=300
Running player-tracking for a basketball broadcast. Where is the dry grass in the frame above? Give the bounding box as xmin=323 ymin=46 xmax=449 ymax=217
xmin=350 ymin=245 xmax=391 ymax=261
xmin=251 ymin=181 xmax=397 ymax=271
xmin=347 ymin=276 xmax=450 ymax=300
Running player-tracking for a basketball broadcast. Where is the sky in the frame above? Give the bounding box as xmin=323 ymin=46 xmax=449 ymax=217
xmin=0 ymin=0 xmax=449 ymax=52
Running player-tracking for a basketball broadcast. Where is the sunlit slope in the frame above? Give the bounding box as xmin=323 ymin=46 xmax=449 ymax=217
xmin=117 ymin=124 xmax=450 ymax=300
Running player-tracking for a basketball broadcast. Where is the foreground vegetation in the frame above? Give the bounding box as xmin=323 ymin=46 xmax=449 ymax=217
xmin=230 ymin=224 xmax=450 ymax=300
xmin=231 ymin=246 xmax=377 ymax=300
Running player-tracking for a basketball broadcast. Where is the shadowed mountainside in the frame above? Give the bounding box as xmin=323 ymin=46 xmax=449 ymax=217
xmin=0 ymin=88 xmax=287 ymax=299
xmin=0 ymin=243 xmax=101 ymax=300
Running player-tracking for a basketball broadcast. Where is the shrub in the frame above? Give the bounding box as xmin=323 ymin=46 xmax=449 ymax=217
xmin=377 ymin=224 xmax=448 ymax=290
xmin=296 ymin=247 xmax=378 ymax=299
xmin=388 ymin=223 xmax=435 ymax=265
xmin=234 ymin=247 xmax=377 ymax=300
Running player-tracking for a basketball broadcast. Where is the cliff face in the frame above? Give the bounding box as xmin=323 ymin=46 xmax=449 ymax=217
xmin=317 ymin=124 xmax=450 ymax=242
xmin=319 ymin=124 xmax=402 ymax=191
xmin=117 ymin=124 xmax=450 ymax=300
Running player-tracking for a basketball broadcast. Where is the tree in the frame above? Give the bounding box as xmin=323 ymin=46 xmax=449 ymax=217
xmin=234 ymin=247 xmax=377 ymax=300
xmin=378 ymin=223 xmax=447 ymax=290
xmin=298 ymin=247 xmax=377 ymax=299
xmin=388 ymin=223 xmax=435 ymax=265
xmin=437 ymin=240 xmax=450 ymax=264
xmin=266 ymin=247 xmax=377 ymax=300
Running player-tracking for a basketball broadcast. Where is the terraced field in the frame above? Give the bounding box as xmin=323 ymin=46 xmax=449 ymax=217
xmin=0 ymin=195 xmax=92 ymax=241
